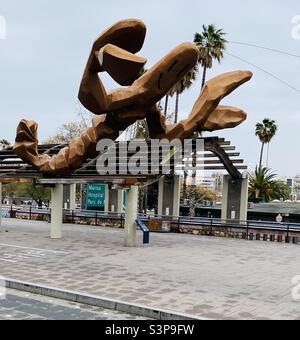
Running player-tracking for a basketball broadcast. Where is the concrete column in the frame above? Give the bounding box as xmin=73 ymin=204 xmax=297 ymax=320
xmin=63 ymin=184 xmax=77 ymax=211
xmin=104 ymin=185 xmax=109 ymax=213
xmin=221 ymin=177 xmax=229 ymax=221
xmin=51 ymin=184 xmax=63 ymax=239
xmin=69 ymin=184 xmax=76 ymax=211
xmin=158 ymin=178 xmax=164 ymax=216
xmin=221 ymin=175 xmax=249 ymax=223
xmin=173 ymin=176 xmax=181 ymax=218
xmin=124 ymin=186 xmax=138 ymax=247
xmin=109 ymin=189 xmax=124 ymax=214
xmin=158 ymin=175 xmax=181 ymax=217
xmin=240 ymin=177 xmax=249 ymax=222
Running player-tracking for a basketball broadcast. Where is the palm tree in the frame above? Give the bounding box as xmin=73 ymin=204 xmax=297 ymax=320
xmin=0 ymin=139 xmax=10 ymax=150
xmin=188 ymin=25 xmax=227 ymax=216
xmin=164 ymin=93 xmax=170 ymax=117
xmin=255 ymin=119 xmax=278 ymax=169
xmin=170 ymin=66 xmax=198 ymax=124
xmin=249 ymin=167 xmax=291 ymax=203
xmin=183 ymin=171 xmax=188 ymax=201
xmin=129 ymin=68 xmax=149 ymax=139
xmin=194 ymin=25 xmax=227 ymax=89
xmin=168 ymin=67 xmax=198 ymax=201
xmin=249 ymin=167 xmax=277 ymax=203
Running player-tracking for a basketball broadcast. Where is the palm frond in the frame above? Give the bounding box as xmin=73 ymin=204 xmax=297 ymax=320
xmin=194 ymin=24 xmax=227 ymax=69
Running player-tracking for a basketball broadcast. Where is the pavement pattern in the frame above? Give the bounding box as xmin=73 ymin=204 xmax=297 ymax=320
xmin=0 ymin=288 xmax=146 ymax=320
xmin=0 ymin=219 xmax=300 ymax=320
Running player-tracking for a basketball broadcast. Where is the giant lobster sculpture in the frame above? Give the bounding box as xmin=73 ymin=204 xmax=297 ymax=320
xmin=13 ymin=19 xmax=252 ymax=175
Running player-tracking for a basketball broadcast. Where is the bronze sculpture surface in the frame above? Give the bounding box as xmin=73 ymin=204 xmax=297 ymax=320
xmin=13 ymin=19 xmax=253 ymax=175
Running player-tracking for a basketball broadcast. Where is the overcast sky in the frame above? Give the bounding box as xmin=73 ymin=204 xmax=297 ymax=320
xmin=0 ymin=0 xmax=299 ymax=176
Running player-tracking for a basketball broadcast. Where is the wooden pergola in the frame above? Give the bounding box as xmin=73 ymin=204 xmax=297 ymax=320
xmin=0 ymin=137 xmax=247 ymax=185
xmin=0 ymin=137 xmax=248 ymax=245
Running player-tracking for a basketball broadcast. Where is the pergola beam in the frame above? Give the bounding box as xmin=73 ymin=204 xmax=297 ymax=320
xmin=0 ymin=137 xmax=246 ymax=183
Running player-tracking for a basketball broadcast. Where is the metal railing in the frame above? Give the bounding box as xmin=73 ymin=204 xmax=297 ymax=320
xmin=63 ymin=209 xmax=125 ymax=228
xmin=137 ymin=214 xmax=300 ymax=244
xmin=2 ymin=205 xmax=300 ymax=244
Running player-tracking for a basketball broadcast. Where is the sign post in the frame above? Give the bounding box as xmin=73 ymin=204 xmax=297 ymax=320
xmin=86 ymin=184 xmax=106 ymax=211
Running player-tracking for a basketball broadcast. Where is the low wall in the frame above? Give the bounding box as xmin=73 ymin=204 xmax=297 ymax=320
xmin=173 ymin=224 xmax=300 ymax=245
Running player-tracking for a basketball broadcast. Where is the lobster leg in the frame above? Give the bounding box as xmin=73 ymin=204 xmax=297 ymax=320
xmin=165 ymin=71 xmax=253 ymax=140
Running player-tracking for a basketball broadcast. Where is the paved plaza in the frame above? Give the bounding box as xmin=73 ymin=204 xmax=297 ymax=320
xmin=0 ymin=288 xmax=146 ymax=320
xmin=0 ymin=219 xmax=300 ymax=320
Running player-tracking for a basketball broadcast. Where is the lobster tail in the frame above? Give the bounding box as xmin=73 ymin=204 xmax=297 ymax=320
xmin=13 ymin=114 xmax=122 ymax=176
xmin=13 ymin=120 xmax=52 ymax=170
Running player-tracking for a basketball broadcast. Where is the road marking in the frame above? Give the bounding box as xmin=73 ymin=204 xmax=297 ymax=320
xmin=0 ymin=243 xmax=68 ymax=255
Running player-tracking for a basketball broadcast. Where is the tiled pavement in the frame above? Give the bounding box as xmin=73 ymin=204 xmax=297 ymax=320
xmin=0 ymin=289 xmax=147 ymax=320
xmin=0 ymin=219 xmax=300 ymax=320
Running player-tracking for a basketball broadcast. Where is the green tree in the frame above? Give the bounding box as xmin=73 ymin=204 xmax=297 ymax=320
xmin=44 ymin=107 xmax=93 ymax=144
xmin=146 ymin=182 xmax=159 ymax=212
xmin=255 ymin=119 xmax=278 ymax=169
xmin=185 ymin=185 xmax=219 ymax=205
xmin=2 ymin=183 xmax=28 ymax=199
xmin=2 ymin=183 xmax=50 ymax=207
xmin=194 ymin=24 xmax=227 ymax=89
xmin=249 ymin=167 xmax=291 ymax=203
xmin=44 ymin=121 xmax=85 ymax=144
xmin=271 ymin=181 xmax=292 ymax=201
xmin=25 ymin=184 xmax=51 ymax=208
xmin=0 ymin=139 xmax=10 ymax=150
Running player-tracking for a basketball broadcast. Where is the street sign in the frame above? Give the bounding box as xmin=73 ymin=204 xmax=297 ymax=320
xmin=86 ymin=184 xmax=106 ymax=210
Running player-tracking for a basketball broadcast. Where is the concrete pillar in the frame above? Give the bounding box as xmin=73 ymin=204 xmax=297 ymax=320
xmin=108 ymin=189 xmax=124 ymax=214
xmin=221 ymin=175 xmax=249 ymax=223
xmin=124 ymin=186 xmax=138 ymax=247
xmin=104 ymin=185 xmax=109 ymax=213
xmin=158 ymin=175 xmax=181 ymax=217
xmin=63 ymin=184 xmax=77 ymax=210
xmin=69 ymin=184 xmax=76 ymax=211
xmin=173 ymin=176 xmax=181 ymax=218
xmin=51 ymin=184 xmax=63 ymax=239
